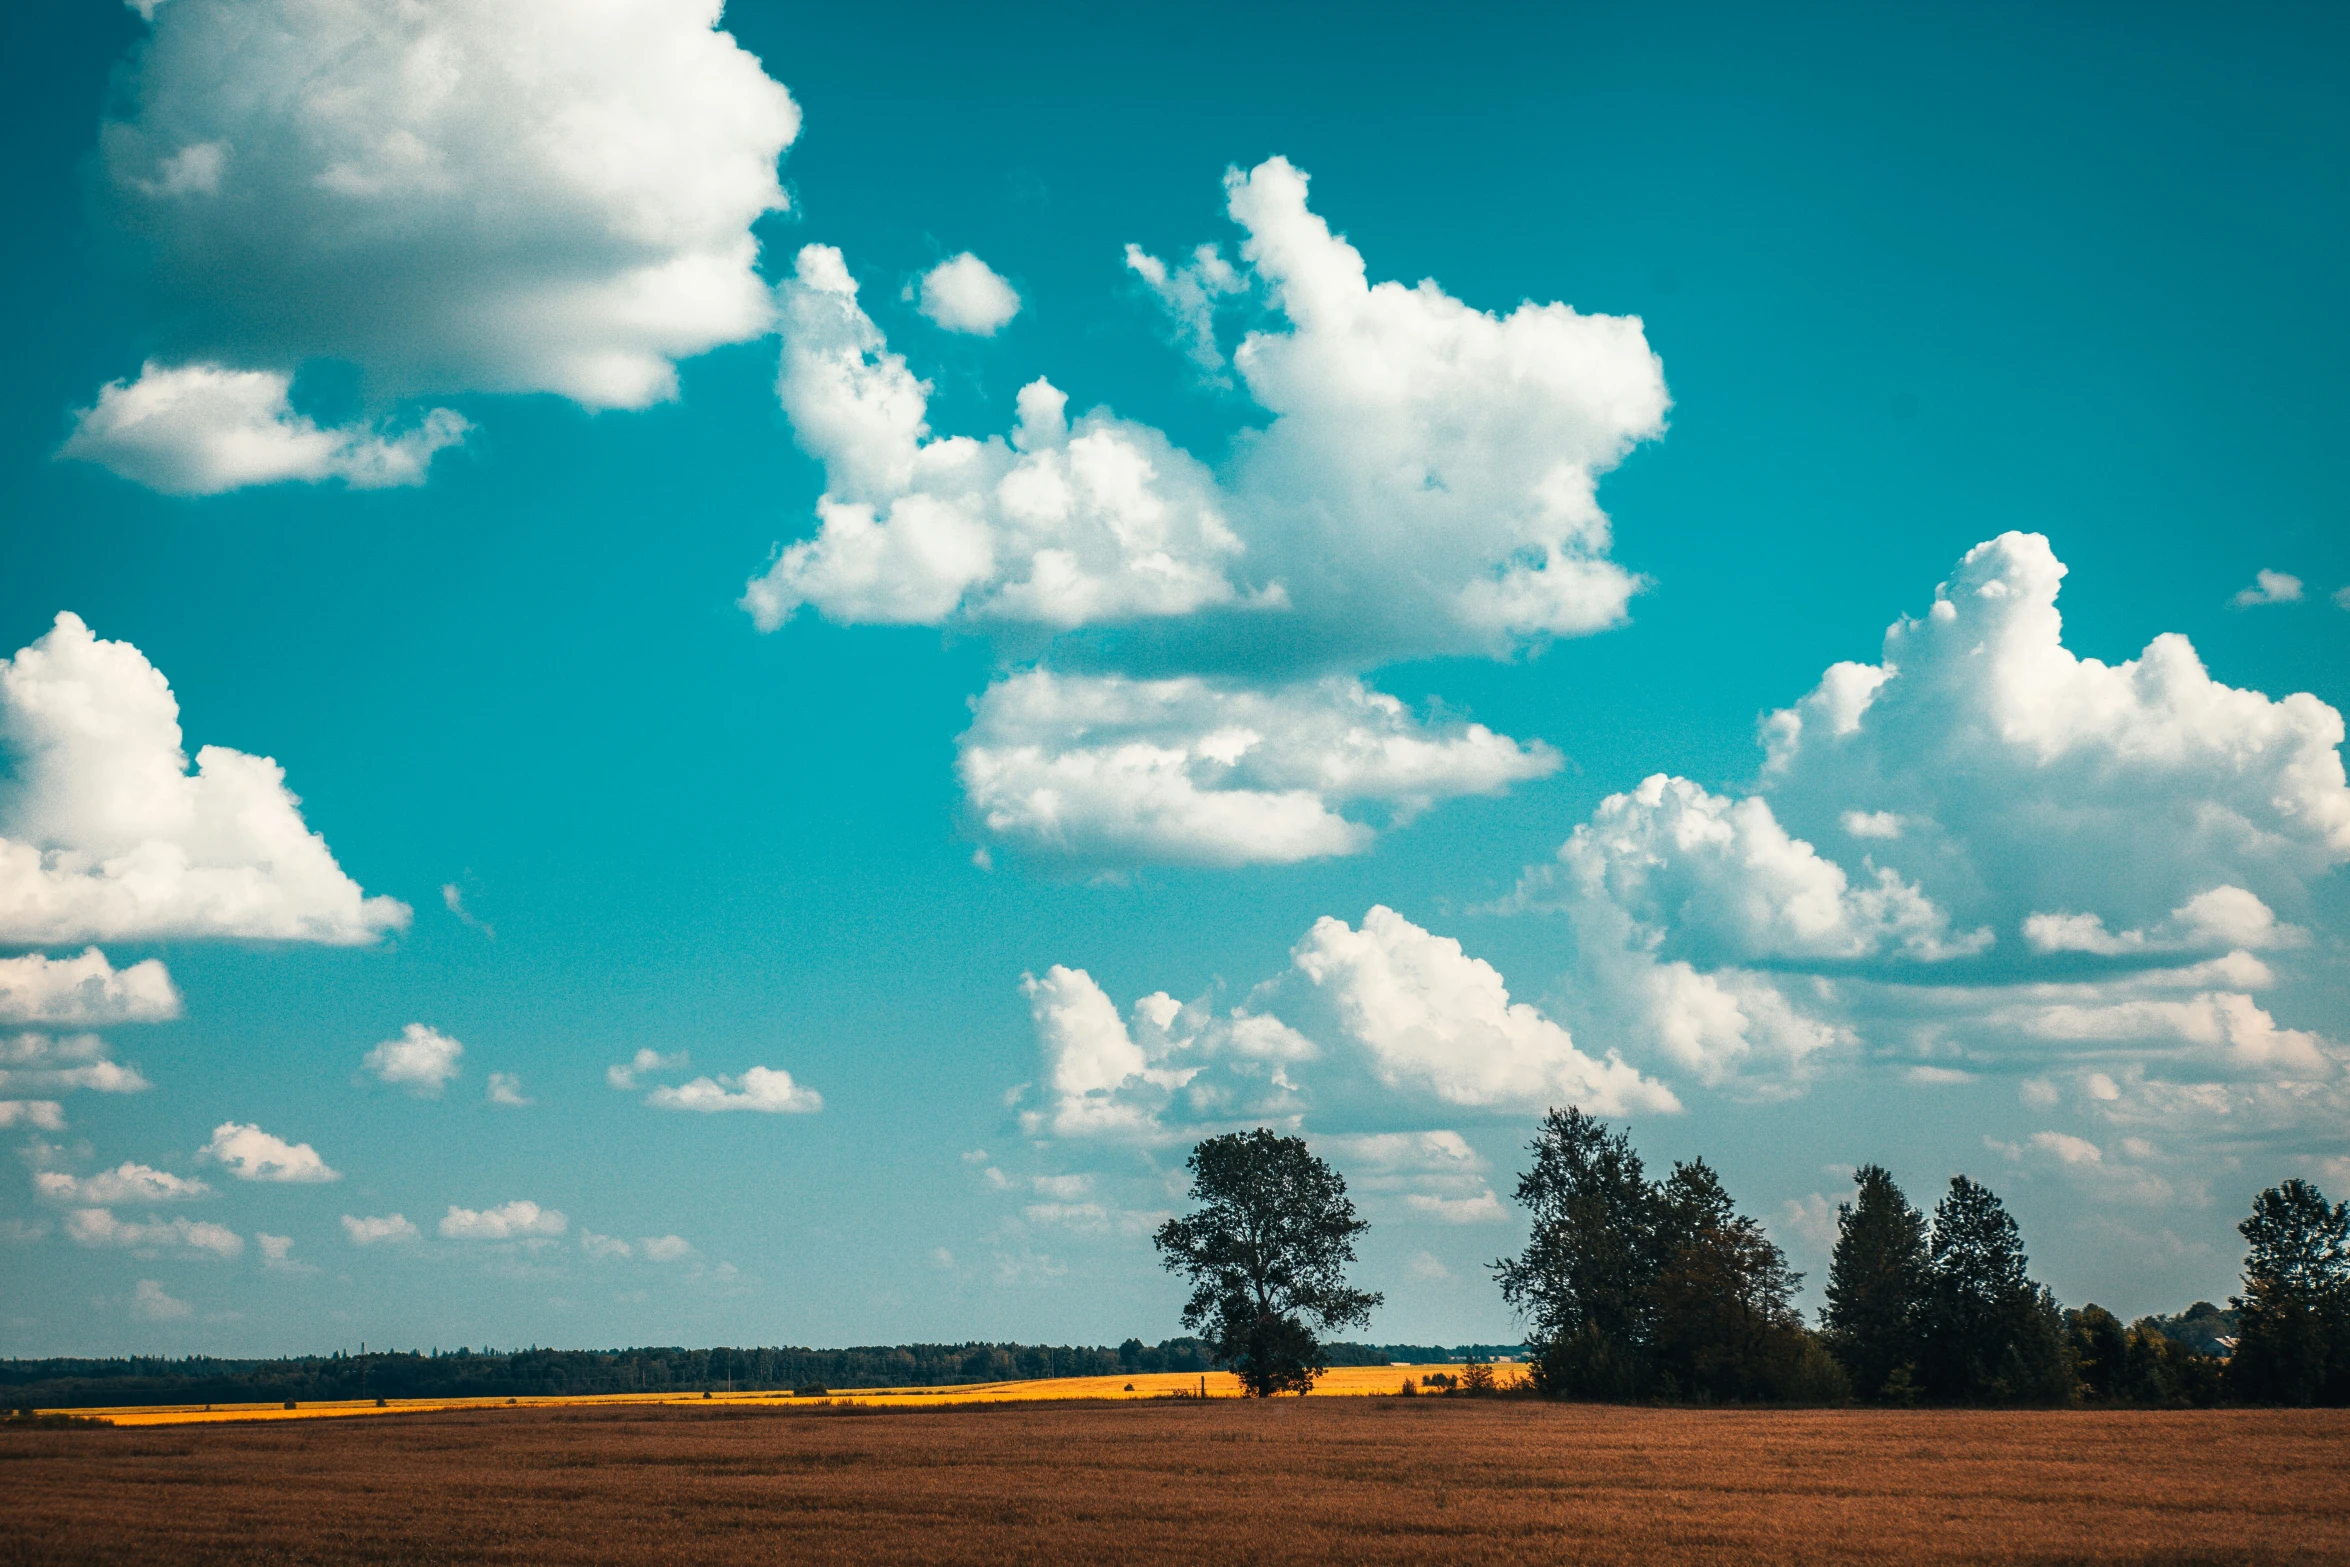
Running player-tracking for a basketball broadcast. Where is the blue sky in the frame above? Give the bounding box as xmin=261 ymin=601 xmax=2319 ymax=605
xmin=2 ymin=0 xmax=2345 ymax=1355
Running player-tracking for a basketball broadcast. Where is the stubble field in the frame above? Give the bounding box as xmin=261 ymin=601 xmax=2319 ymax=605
xmin=4 ymin=1397 xmax=2345 ymax=1565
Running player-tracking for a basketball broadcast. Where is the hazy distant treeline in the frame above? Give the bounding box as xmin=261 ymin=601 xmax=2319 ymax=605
xmin=0 ymin=1338 xmax=1517 ymax=1409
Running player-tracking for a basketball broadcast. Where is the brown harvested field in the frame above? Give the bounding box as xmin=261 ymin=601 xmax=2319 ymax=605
xmin=3 ymin=1399 xmax=2344 ymax=1566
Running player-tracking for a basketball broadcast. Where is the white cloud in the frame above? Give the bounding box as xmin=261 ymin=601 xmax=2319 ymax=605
xmin=580 ymin=1231 xmax=632 ymax=1260
xmin=0 ymin=1101 xmax=65 ymax=1130
xmin=645 ymin=1065 xmax=821 ymax=1114
xmin=0 ymin=614 xmax=410 ymax=945
xmin=1503 ymin=533 xmax=2350 ymax=1137
xmin=1775 ymin=1192 xmax=1839 ymax=1256
xmin=199 ymin=1122 xmax=339 ymax=1183
xmin=438 ymin=1200 xmax=565 ymax=1240
xmin=132 ymin=1278 xmax=191 ymax=1321
xmin=0 ymin=949 xmax=180 ymax=1025
xmin=36 ymin=1162 xmax=210 ymax=1205
xmin=640 ymin=1234 xmax=694 ymax=1262
xmin=0 ymin=1033 xmax=150 ymax=1096
xmin=914 ymin=253 xmax=1022 ymax=335
xmin=2231 ymin=569 xmax=2304 ymax=608
xmin=485 ymin=1072 xmax=532 ymax=1107
xmin=753 ymin=157 xmax=1666 ymax=664
xmin=87 ymin=0 xmax=802 ymax=494
xmin=341 ymin=1212 xmax=419 ymax=1246
xmin=605 ymin=1048 xmax=687 ymax=1090
xmin=1293 ymin=906 xmax=1679 ymax=1114
xmin=2023 ymin=886 xmax=2303 ymax=955
xmin=958 ymin=670 xmax=1557 ymax=868
xmin=364 ymin=1024 xmax=464 ymax=1096
xmin=441 ymin=883 xmax=493 ymax=938
xmin=1407 ymin=1251 xmax=1452 ymax=1281
xmin=747 ymin=252 xmax=1247 ymax=633
xmin=1405 ymin=1191 xmax=1507 ymax=1223
xmin=1019 ymin=965 xmax=1311 ymax=1140
xmin=67 ymin=1207 xmax=242 ymax=1257
xmin=256 ymin=1233 xmax=313 ymax=1273
xmin=1124 ymin=242 xmax=1247 ymax=373
xmin=2335 ymin=586 xmax=2350 ymax=611
xmin=61 ymin=363 xmax=467 ymax=495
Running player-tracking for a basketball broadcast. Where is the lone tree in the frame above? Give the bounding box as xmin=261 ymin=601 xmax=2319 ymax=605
xmin=1152 ymin=1129 xmax=1380 ymax=1397
xmin=2227 ymin=1178 xmax=2350 ymax=1406
xmin=1822 ymin=1164 xmax=1929 ymax=1402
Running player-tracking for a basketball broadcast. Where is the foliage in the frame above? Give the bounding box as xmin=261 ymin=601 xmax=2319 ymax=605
xmin=1916 ymin=1177 xmax=2074 ymax=1406
xmin=1496 ymin=1108 xmax=1842 ymax=1403
xmin=2226 ymin=1179 xmax=2350 ymax=1406
xmin=1152 ymin=1129 xmax=1381 ymax=1397
xmin=1822 ymin=1164 xmax=1929 ymax=1401
xmin=2067 ymin=1305 xmax=2222 ymax=1408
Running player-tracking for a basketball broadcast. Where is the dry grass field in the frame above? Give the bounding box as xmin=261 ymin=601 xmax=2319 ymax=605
xmin=5 ymin=1398 xmax=2346 ymax=1566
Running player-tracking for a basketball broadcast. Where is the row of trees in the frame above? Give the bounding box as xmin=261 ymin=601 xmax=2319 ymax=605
xmin=1152 ymin=1113 xmax=2350 ymax=1405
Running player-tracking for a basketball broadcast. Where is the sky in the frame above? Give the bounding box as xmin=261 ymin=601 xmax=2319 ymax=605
xmin=2 ymin=0 xmax=2346 ymax=1358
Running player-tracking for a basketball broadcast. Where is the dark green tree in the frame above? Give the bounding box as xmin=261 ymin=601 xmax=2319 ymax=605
xmin=2226 ymin=1179 xmax=2350 ymax=1406
xmin=1917 ymin=1176 xmax=2073 ymax=1405
xmin=1152 ymin=1129 xmax=1380 ymax=1397
xmin=1494 ymin=1108 xmax=1661 ymax=1397
xmin=1648 ymin=1160 xmax=1839 ymax=1402
xmin=1821 ymin=1164 xmax=1929 ymax=1402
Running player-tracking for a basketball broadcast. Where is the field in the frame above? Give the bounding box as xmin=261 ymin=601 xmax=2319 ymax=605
xmin=27 ymin=1363 xmax=1499 ymax=1427
xmin=5 ymin=1395 xmax=2346 ymax=1565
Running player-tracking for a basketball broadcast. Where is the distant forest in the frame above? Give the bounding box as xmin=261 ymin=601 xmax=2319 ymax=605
xmin=1 ymin=1339 xmax=1530 ymax=1410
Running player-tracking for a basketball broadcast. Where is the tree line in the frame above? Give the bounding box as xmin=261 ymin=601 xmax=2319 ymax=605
xmin=1152 ymin=1115 xmax=2350 ymax=1405
xmin=0 ymin=1337 xmax=1502 ymax=1411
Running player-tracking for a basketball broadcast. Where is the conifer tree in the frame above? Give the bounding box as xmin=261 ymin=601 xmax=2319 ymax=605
xmin=1821 ymin=1164 xmax=1928 ymax=1402
xmin=2226 ymin=1178 xmax=2350 ymax=1406
xmin=1918 ymin=1176 xmax=2072 ymax=1404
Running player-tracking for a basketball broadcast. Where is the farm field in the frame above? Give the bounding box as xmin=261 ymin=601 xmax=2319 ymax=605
xmin=32 ymin=1363 xmax=1498 ymax=1426
xmin=4 ymin=1397 xmax=2345 ymax=1565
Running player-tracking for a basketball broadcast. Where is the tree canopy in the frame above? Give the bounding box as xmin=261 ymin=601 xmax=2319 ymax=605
xmin=2227 ymin=1178 xmax=2350 ymax=1406
xmin=1152 ymin=1129 xmax=1380 ymax=1397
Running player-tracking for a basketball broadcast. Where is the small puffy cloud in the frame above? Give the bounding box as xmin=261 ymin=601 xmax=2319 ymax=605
xmin=1840 ymin=810 xmax=1903 ymax=841
xmin=198 ymin=1122 xmax=338 ymax=1183
xmin=485 ymin=1072 xmax=532 ymax=1107
xmin=605 ymin=1048 xmax=686 ymax=1090
xmin=132 ymin=1278 xmax=191 ymax=1321
xmin=60 ymin=363 xmax=467 ymax=495
xmin=914 ymin=253 xmax=1022 ymax=335
xmin=256 ymin=1233 xmax=313 ymax=1273
xmin=90 ymin=0 xmax=802 ymax=496
xmin=341 ymin=1212 xmax=419 ymax=1247
xmin=1407 ymin=1251 xmax=1452 ymax=1281
xmin=1775 ymin=1192 xmax=1840 ymax=1256
xmin=0 ymin=949 xmax=180 ymax=1025
xmin=1405 ymin=1191 xmax=1506 ymax=1223
xmin=0 ymin=614 xmax=410 ymax=945
xmin=0 ymin=1101 xmax=66 ymax=1130
xmin=441 ymin=883 xmax=493 ymax=939
xmin=2335 ymin=586 xmax=2350 ymax=611
xmin=438 ymin=1200 xmax=566 ymax=1240
xmin=1124 ymin=242 xmax=1246 ymax=373
xmin=67 ymin=1207 xmax=243 ymax=1257
xmin=1293 ymin=906 xmax=1679 ymax=1114
xmin=364 ymin=1024 xmax=464 ymax=1096
xmin=640 ymin=1234 xmax=694 ymax=1262
xmin=580 ymin=1231 xmax=633 ymax=1260
xmin=2231 ymin=569 xmax=2304 ymax=608
xmin=36 ymin=1161 xmax=210 ymax=1205
xmin=0 ymin=1033 xmax=150 ymax=1096
xmin=1020 ymin=965 xmax=1311 ymax=1140
xmin=747 ymin=254 xmax=1246 ymax=633
xmin=645 ymin=1066 xmax=821 ymax=1114
xmin=959 ymin=670 xmax=1557 ymax=868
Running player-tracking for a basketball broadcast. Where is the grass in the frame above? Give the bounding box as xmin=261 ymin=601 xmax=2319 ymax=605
xmin=3 ymin=1396 xmax=2343 ymax=1564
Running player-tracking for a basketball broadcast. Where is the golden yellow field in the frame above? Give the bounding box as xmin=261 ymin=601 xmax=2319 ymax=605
xmin=54 ymin=1362 xmax=1517 ymax=1427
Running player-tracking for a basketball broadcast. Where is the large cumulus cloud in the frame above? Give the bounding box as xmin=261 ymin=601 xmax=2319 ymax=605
xmin=68 ymin=0 xmax=801 ymax=492
xmin=0 ymin=613 xmax=407 ymax=944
